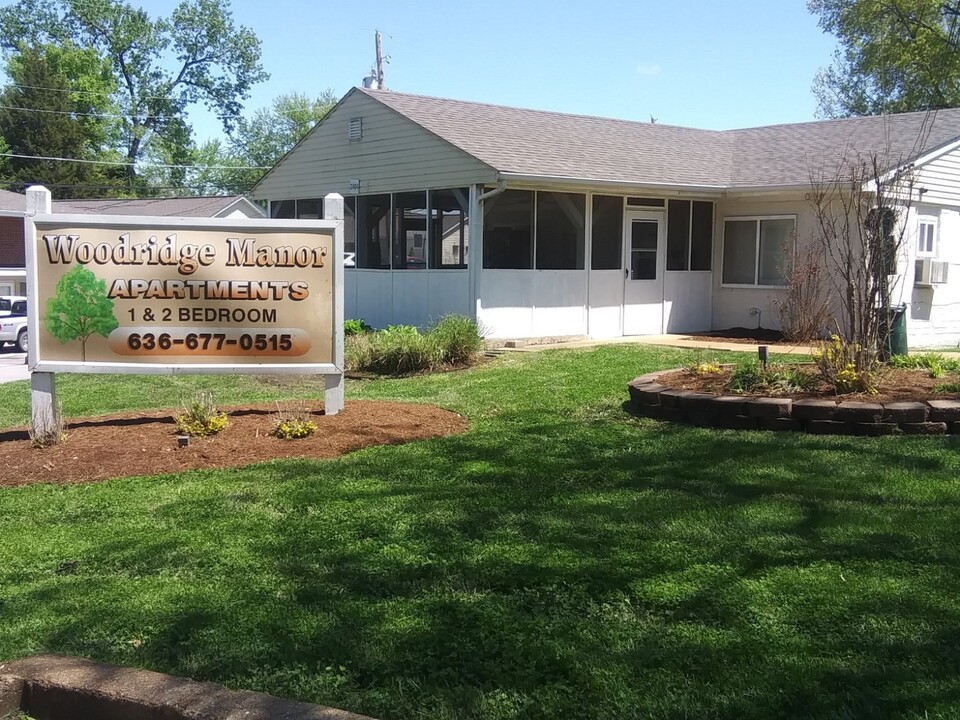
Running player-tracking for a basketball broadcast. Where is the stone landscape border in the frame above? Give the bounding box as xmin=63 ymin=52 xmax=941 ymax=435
xmin=628 ymin=369 xmax=960 ymax=436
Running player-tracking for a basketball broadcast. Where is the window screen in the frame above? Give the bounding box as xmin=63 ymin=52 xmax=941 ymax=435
xmin=666 ymin=200 xmax=690 ymax=271
xmin=758 ymin=218 xmax=792 ymax=285
xmin=630 ymin=219 xmax=658 ymax=280
xmin=690 ymin=201 xmax=713 ymax=271
xmin=430 ymin=188 xmax=469 ymax=268
xmin=591 ymin=195 xmax=623 ymax=270
xmin=356 ymin=194 xmax=391 ymax=269
xmin=536 ymin=192 xmax=585 ymax=270
xmin=393 ymin=192 xmax=427 ymax=269
xmin=483 ymin=190 xmax=533 ymax=269
xmin=722 ymin=220 xmax=757 ymax=285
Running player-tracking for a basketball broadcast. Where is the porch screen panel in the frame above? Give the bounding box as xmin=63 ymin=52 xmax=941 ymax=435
xmin=536 ymin=192 xmax=585 ymax=270
xmin=667 ymin=200 xmax=690 ymax=271
xmin=356 ymin=194 xmax=391 ymax=269
xmin=270 ymin=200 xmax=295 ymax=219
xmin=630 ymin=220 xmax=658 ymax=280
xmin=483 ymin=190 xmax=533 ymax=269
xmin=591 ymin=195 xmax=622 ymax=270
xmin=691 ymin=201 xmax=713 ymax=271
xmin=722 ymin=220 xmax=756 ymax=284
xmin=758 ymin=218 xmax=792 ymax=285
xmin=430 ymin=188 xmax=469 ymax=268
xmin=393 ymin=192 xmax=427 ymax=269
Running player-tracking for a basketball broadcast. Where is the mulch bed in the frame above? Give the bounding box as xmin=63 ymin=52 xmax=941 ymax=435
xmin=683 ymin=327 xmax=794 ymax=346
xmin=0 ymin=400 xmax=468 ymax=488
xmin=658 ymin=365 xmax=959 ymax=405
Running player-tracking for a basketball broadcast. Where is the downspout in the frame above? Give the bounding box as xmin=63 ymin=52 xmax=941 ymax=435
xmin=472 ymin=179 xmax=507 ymax=330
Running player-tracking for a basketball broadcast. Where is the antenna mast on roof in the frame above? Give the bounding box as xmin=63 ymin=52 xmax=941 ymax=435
xmin=375 ymin=30 xmax=386 ymax=89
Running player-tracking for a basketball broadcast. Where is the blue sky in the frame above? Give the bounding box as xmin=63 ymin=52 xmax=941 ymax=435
xmin=5 ymin=0 xmax=841 ymax=140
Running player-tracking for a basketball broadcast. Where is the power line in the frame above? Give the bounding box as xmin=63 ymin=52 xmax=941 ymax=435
xmin=6 ymin=81 xmax=182 ymax=104
xmin=0 ymin=103 xmax=242 ymax=121
xmin=0 ymin=180 xmax=257 ymax=192
xmin=0 ymin=151 xmax=270 ymax=170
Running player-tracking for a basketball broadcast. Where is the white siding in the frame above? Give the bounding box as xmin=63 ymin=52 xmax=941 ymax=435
xmin=915 ymin=146 xmax=960 ymax=207
xmin=479 ymin=270 xmax=587 ymax=339
xmin=712 ymin=195 xmax=816 ymax=332
xmin=905 ymin=206 xmax=960 ymax=347
xmin=344 ymin=269 xmax=470 ymax=330
xmin=253 ymin=92 xmax=497 ymax=200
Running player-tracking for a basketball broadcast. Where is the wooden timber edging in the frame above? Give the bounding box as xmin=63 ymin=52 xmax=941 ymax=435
xmin=627 ymin=370 xmax=960 ymax=436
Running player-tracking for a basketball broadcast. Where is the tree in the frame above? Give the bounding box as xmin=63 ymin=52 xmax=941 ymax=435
xmin=810 ymin=0 xmax=960 ymax=116
xmin=0 ymin=0 xmax=268 ymax=187
xmin=0 ymin=44 xmax=127 ymax=197
xmin=808 ymin=148 xmax=915 ymax=384
xmin=44 ymin=264 xmax=119 ymax=361
xmin=226 ymin=91 xmax=338 ymax=192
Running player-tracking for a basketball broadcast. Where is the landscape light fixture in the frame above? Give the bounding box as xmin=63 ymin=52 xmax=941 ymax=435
xmin=758 ymin=345 xmax=769 ymax=370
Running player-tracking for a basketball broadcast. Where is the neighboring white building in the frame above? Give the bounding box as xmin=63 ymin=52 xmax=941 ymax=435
xmin=252 ymin=88 xmax=960 ymax=347
xmin=0 ymin=194 xmax=265 ymax=296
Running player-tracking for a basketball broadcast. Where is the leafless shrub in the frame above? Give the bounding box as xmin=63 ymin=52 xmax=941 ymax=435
xmin=775 ymin=240 xmax=832 ymax=342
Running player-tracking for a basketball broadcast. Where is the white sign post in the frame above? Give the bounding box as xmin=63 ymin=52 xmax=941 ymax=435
xmin=24 ymin=189 xmax=346 ymax=437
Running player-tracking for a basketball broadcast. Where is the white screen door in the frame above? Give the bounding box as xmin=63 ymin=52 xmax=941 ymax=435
xmin=622 ymin=211 xmax=664 ymax=335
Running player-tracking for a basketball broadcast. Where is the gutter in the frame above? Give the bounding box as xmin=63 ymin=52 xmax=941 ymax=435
xmin=478 ymin=179 xmax=507 ymax=203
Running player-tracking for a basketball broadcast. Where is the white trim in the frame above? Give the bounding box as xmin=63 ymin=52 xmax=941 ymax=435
xmin=32 ymin=362 xmax=340 ymax=375
xmin=719 ymin=214 xmax=796 ymax=288
xmin=909 ymin=136 xmax=960 ymax=171
xmin=0 ymin=269 xmax=27 ymax=277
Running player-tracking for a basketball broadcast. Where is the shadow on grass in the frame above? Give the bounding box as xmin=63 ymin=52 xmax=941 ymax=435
xmin=7 ymin=409 xmax=960 ymax=719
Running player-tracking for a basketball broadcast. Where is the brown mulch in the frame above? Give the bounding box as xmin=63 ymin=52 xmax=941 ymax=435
xmin=658 ymin=365 xmax=960 ymax=404
xmin=0 ymin=401 xmax=468 ymax=488
xmin=683 ymin=327 xmax=791 ymax=345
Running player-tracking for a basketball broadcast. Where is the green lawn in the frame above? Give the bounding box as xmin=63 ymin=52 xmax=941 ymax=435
xmin=2 ymin=346 xmax=960 ymax=720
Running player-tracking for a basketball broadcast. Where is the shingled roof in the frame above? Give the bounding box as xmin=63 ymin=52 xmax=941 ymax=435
xmin=357 ymin=88 xmax=960 ymax=190
xmin=52 ymin=195 xmax=262 ymax=217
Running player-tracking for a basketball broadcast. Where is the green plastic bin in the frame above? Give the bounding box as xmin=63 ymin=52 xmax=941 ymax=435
xmin=887 ymin=304 xmax=908 ymax=358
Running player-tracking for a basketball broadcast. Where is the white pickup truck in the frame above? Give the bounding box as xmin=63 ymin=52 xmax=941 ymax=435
xmin=0 ymin=297 xmax=27 ymax=353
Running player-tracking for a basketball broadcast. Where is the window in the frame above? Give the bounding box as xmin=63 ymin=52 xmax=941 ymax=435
xmin=430 ymin=188 xmax=469 ymax=268
xmin=667 ymin=200 xmax=713 ymax=271
xmin=918 ymin=218 xmax=937 ymax=257
xmin=269 ymin=199 xmax=323 ymax=219
xmin=721 ymin=216 xmax=794 ymax=286
xmin=629 ymin=220 xmax=659 ymax=280
xmin=536 ymin=192 xmax=585 ymax=270
xmin=393 ymin=192 xmax=427 ymax=269
xmin=483 ymin=190 xmax=533 ymax=269
xmin=666 ymin=200 xmax=690 ymax=270
xmin=627 ymin=197 xmax=665 ymax=207
xmin=591 ymin=195 xmax=623 ymax=270
xmin=356 ymin=194 xmax=391 ymax=269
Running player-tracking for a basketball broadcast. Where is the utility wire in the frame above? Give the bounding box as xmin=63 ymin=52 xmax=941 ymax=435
xmin=0 ymin=102 xmax=242 ymax=121
xmin=0 ymin=151 xmax=270 ymax=170
xmin=6 ymin=81 xmax=185 ymax=103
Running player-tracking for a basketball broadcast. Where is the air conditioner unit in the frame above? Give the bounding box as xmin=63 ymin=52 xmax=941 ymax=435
xmin=915 ymin=258 xmax=950 ymax=287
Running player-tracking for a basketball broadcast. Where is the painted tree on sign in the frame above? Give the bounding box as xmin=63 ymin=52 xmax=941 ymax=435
xmin=45 ymin=265 xmax=118 ymax=361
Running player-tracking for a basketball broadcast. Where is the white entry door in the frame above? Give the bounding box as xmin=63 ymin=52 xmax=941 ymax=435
xmin=622 ymin=210 xmax=665 ymax=335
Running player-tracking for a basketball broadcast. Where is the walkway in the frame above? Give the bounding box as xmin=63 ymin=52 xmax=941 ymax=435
xmin=0 ymin=349 xmax=28 ymax=384
xmin=501 ymin=334 xmax=814 ymax=356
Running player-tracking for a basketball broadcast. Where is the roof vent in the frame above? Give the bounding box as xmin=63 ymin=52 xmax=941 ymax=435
xmin=348 ymin=117 xmax=363 ymax=141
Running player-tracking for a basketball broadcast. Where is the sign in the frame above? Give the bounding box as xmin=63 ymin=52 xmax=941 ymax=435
xmin=25 ymin=212 xmax=343 ymax=377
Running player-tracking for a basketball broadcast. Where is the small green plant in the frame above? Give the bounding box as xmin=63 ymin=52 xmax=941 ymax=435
xmin=934 ymin=382 xmax=960 ymax=394
xmin=344 ymin=318 xmax=373 ymax=336
xmin=429 ymin=315 xmax=484 ymax=365
xmin=272 ymin=401 xmax=318 ymax=439
xmin=727 ymin=361 xmax=816 ymax=394
xmin=175 ymin=391 xmax=228 ymax=437
xmin=889 ymin=352 xmax=958 ymax=378
xmin=728 ymin=360 xmax=764 ymax=392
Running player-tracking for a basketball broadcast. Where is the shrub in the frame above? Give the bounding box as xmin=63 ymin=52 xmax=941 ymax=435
xmin=344 ymin=318 xmax=373 ymax=336
xmin=429 ymin=315 xmax=484 ymax=365
xmin=175 ymin=391 xmax=228 ymax=436
xmin=688 ymin=360 xmax=723 ymax=376
xmin=272 ymin=400 xmax=318 ymax=440
xmin=812 ymin=335 xmax=878 ymax=394
xmin=348 ymin=324 xmax=440 ymax=375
